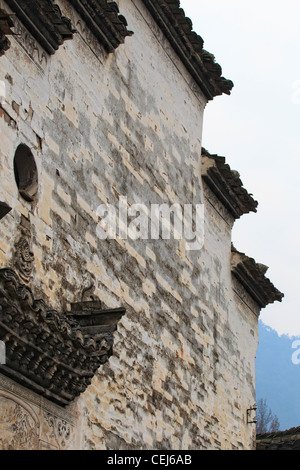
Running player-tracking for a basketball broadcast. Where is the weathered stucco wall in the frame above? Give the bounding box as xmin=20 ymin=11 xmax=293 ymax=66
xmin=0 ymin=0 xmax=258 ymax=450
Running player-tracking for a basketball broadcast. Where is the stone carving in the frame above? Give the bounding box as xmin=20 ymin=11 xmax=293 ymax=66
xmin=0 ymin=395 xmax=39 ymax=450
xmin=0 ymin=268 xmax=125 ymax=406
xmin=14 ymin=237 xmax=35 ymax=283
xmin=81 ymin=283 xmax=96 ymax=302
xmin=13 ymin=17 xmax=48 ymax=67
xmin=44 ymin=412 xmax=71 ymax=449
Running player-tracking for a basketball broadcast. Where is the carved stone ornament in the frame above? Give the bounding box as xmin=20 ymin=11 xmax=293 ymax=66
xmin=0 ymin=269 xmax=125 ymax=406
xmin=5 ymin=0 xmax=76 ymax=55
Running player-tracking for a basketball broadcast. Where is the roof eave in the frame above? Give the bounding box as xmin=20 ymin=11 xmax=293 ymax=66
xmin=141 ymin=0 xmax=234 ymax=100
xmin=231 ymin=246 xmax=284 ymax=309
xmin=201 ymin=149 xmax=258 ymax=219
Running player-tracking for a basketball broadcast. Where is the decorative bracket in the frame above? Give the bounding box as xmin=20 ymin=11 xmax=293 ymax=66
xmin=0 ymin=269 xmax=125 ymax=406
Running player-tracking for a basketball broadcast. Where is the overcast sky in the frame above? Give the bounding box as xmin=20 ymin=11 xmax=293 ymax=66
xmin=180 ymin=0 xmax=300 ymax=337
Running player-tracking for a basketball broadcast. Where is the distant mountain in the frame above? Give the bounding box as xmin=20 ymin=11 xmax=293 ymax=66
xmin=256 ymin=321 xmax=300 ymax=431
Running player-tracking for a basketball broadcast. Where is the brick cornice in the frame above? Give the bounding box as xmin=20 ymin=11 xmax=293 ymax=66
xmin=202 ymin=149 xmax=258 ymax=219
xmin=141 ymin=0 xmax=234 ymax=100
xmin=5 ymin=0 xmax=75 ymax=54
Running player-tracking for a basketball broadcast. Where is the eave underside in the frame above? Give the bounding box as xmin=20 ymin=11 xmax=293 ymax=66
xmin=141 ymin=0 xmax=234 ymax=100
xmin=202 ymin=149 xmax=258 ymax=219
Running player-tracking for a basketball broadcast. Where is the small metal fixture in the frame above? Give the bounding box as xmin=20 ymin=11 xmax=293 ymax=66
xmin=247 ymin=404 xmax=257 ymax=424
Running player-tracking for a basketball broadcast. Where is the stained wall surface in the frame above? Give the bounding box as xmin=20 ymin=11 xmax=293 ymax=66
xmin=0 ymin=0 xmax=258 ymax=450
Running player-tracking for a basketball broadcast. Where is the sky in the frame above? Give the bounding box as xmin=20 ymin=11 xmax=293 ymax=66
xmin=180 ymin=0 xmax=300 ymax=337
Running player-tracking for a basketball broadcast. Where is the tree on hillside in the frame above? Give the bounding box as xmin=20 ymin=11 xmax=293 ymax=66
xmin=256 ymin=398 xmax=280 ymax=434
